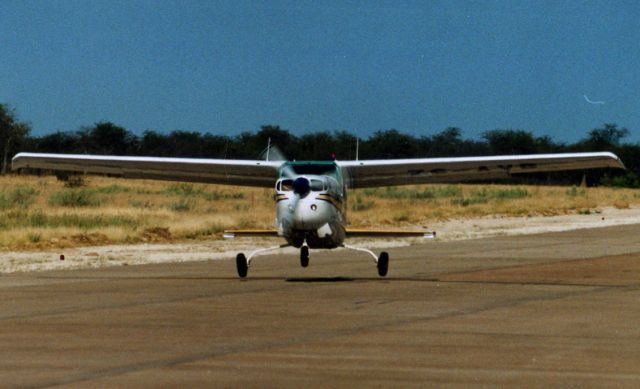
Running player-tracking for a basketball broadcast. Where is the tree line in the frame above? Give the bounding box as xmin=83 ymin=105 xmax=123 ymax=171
xmin=1 ymin=103 xmax=637 ymax=186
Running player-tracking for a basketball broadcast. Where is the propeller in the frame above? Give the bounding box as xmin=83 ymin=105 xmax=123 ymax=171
xmin=261 ymin=144 xmax=297 ymax=180
xmin=262 ymin=144 xmax=304 ymax=225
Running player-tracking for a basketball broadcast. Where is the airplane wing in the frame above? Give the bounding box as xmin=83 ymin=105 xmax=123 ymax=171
xmin=11 ymin=153 xmax=282 ymax=188
xmin=338 ymin=152 xmax=625 ymax=188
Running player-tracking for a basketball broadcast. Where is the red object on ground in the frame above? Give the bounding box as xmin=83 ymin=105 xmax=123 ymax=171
xmin=60 ymin=255 xmax=65 ymax=261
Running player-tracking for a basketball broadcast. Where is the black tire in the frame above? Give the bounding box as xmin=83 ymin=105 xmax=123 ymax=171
xmin=300 ymin=246 xmax=309 ymax=268
xmin=377 ymin=252 xmax=389 ymax=277
xmin=236 ymin=253 xmax=248 ymax=278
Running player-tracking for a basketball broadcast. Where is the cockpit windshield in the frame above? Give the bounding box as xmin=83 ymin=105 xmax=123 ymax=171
xmin=277 ymin=162 xmax=341 ymax=193
xmin=281 ymin=162 xmax=338 ymax=177
xmin=291 ymin=164 xmax=336 ymax=175
xmin=277 ymin=178 xmax=327 ymax=192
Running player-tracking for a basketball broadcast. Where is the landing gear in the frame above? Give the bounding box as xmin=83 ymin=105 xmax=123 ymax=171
xmin=234 ymin=243 xmax=389 ymax=278
xmin=341 ymin=244 xmax=390 ymax=277
xmin=234 ymin=244 xmax=290 ymax=278
xmin=300 ymin=246 xmax=309 ymax=267
xmin=377 ymin=252 xmax=389 ymax=277
xmin=236 ymin=253 xmax=248 ymax=278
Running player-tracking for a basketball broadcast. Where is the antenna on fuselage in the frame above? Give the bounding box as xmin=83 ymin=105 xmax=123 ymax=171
xmin=266 ymin=137 xmax=271 ymax=161
xmin=355 ymin=137 xmax=359 ymax=161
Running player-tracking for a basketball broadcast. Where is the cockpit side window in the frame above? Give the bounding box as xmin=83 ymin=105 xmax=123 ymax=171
xmin=309 ymin=179 xmax=326 ymax=192
xmin=278 ymin=179 xmax=294 ymax=192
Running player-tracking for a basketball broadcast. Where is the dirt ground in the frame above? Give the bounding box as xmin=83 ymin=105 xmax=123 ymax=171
xmin=2 ymin=223 xmax=640 ymax=387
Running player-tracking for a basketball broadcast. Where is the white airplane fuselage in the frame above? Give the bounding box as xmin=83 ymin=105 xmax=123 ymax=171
xmin=275 ymin=172 xmax=347 ymax=249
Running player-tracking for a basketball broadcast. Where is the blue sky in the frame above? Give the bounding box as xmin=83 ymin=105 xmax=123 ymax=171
xmin=2 ymin=0 xmax=640 ymax=142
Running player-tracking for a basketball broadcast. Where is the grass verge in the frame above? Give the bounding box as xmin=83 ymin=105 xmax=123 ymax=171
xmin=0 ymin=174 xmax=638 ymax=249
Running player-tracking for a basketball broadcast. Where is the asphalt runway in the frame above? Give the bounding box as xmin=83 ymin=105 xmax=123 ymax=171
xmin=2 ymin=224 xmax=640 ymax=388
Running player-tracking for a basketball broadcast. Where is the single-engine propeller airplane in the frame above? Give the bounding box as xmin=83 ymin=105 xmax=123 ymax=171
xmin=12 ymin=150 xmax=624 ymax=277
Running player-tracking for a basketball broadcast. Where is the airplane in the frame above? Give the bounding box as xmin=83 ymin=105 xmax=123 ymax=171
xmin=12 ymin=151 xmax=624 ymax=278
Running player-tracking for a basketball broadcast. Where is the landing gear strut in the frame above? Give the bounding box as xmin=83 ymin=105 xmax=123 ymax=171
xmin=235 ymin=244 xmax=389 ymax=278
xmin=235 ymin=244 xmax=290 ymax=278
xmin=300 ymin=246 xmax=309 ymax=267
xmin=341 ymin=244 xmax=390 ymax=277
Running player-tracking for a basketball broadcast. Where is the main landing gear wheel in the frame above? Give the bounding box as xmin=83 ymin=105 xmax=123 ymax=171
xmin=377 ymin=252 xmax=389 ymax=277
xmin=236 ymin=253 xmax=248 ymax=278
xmin=300 ymin=246 xmax=309 ymax=268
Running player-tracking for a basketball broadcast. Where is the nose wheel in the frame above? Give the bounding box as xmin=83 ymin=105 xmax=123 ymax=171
xmin=300 ymin=246 xmax=309 ymax=267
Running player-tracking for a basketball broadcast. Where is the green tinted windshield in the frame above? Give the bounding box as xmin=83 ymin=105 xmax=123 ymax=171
xmin=280 ymin=161 xmax=341 ymax=181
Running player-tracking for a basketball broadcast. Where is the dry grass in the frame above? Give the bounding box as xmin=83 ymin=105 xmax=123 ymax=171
xmin=347 ymin=184 xmax=615 ymax=226
xmin=0 ymin=175 xmax=639 ymax=250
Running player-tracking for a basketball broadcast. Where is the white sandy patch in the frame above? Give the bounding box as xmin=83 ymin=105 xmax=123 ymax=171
xmin=428 ymin=206 xmax=640 ymax=241
xmin=2 ymin=206 xmax=639 ymax=274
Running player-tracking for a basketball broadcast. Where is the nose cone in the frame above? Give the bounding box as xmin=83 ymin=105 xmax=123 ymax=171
xmin=293 ymin=177 xmax=310 ymax=198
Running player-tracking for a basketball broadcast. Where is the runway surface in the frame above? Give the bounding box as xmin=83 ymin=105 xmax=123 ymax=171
xmin=2 ymin=224 xmax=640 ymax=388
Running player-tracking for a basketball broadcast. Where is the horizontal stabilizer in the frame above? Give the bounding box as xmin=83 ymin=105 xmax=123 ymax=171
xmin=223 ymin=229 xmax=279 ymax=239
xmin=346 ymin=229 xmax=435 ymax=238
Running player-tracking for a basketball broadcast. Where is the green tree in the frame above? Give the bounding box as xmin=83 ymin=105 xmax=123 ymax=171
xmin=77 ymin=122 xmax=135 ymax=155
xmin=579 ymin=123 xmax=629 ymax=151
xmin=483 ymin=129 xmax=537 ymax=155
xmin=255 ymin=125 xmax=296 ymax=160
xmin=140 ymin=130 xmax=170 ymax=156
xmin=426 ymin=127 xmax=464 ymax=156
xmin=332 ymin=131 xmax=358 ymax=160
xmin=35 ymin=131 xmax=80 ymax=153
xmin=165 ymin=131 xmax=207 ymax=157
xmin=0 ymin=104 xmax=31 ymax=174
xmin=534 ymin=135 xmax=563 ymax=153
xmin=362 ymin=129 xmax=418 ymax=158
xmin=298 ymin=132 xmax=337 ymax=160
